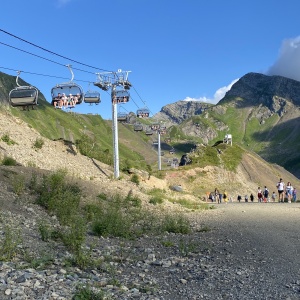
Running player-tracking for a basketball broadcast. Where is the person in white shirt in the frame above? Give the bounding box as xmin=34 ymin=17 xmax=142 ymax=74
xmin=276 ymin=178 xmax=285 ymax=203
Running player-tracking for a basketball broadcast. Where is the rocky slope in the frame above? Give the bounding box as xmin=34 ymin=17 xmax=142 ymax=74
xmin=0 ymin=107 xmax=300 ymax=299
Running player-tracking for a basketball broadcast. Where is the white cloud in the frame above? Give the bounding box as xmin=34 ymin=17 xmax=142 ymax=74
xmin=267 ymin=36 xmax=300 ymax=81
xmin=183 ymin=78 xmax=239 ymax=104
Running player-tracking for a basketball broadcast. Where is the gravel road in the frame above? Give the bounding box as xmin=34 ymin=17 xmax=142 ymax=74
xmin=191 ymin=202 xmax=300 ymax=300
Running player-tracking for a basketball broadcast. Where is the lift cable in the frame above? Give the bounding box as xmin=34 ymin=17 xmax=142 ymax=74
xmin=0 ymin=28 xmax=112 ymax=73
xmin=0 ymin=66 xmax=91 ymax=83
xmin=0 ymin=30 xmax=157 ymax=115
xmin=0 ymin=41 xmax=95 ymax=75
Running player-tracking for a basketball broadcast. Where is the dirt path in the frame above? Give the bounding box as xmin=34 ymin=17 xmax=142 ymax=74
xmin=194 ymin=202 xmax=300 ymax=299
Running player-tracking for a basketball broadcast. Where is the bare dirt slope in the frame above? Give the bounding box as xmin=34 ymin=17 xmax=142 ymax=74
xmin=0 ymin=110 xmax=298 ymax=203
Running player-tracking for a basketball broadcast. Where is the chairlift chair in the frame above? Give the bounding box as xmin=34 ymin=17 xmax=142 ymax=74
xmin=134 ymin=122 xmax=143 ymax=131
xmin=112 ymin=90 xmax=130 ymax=104
xmin=145 ymin=126 xmax=154 ymax=135
xmin=9 ymin=71 xmax=38 ymax=107
xmin=117 ymin=112 xmax=128 ymax=122
xmin=84 ymin=91 xmax=101 ymax=105
xmin=137 ymin=108 xmax=150 ymax=118
xmin=151 ymin=123 xmax=160 ymax=131
xmin=159 ymin=125 xmax=167 ymax=135
xmin=51 ymin=65 xmax=84 ymax=107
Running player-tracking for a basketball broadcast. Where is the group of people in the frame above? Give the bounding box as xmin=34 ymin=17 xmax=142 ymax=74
xmin=52 ymin=92 xmax=81 ymax=109
xmin=275 ymin=178 xmax=297 ymax=203
xmin=206 ymin=188 xmax=229 ymax=203
xmin=112 ymin=95 xmax=129 ymax=104
xmin=206 ymin=178 xmax=297 ymax=204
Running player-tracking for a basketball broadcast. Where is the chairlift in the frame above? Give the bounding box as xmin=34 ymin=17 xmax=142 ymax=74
xmin=51 ymin=65 xmax=84 ymax=107
xmin=9 ymin=71 xmax=38 ymax=107
xmin=137 ymin=107 xmax=150 ymax=118
xmin=159 ymin=125 xmax=167 ymax=135
xmin=169 ymin=148 xmax=175 ymax=154
xmin=84 ymin=89 xmax=101 ymax=105
xmin=150 ymin=123 xmax=160 ymax=131
xmin=134 ymin=122 xmax=143 ymax=131
xmin=112 ymin=90 xmax=130 ymax=104
xmin=145 ymin=126 xmax=154 ymax=135
xmin=117 ymin=112 xmax=128 ymax=122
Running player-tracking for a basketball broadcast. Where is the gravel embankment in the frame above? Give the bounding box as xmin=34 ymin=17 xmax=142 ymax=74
xmin=1 ymin=198 xmax=300 ymax=300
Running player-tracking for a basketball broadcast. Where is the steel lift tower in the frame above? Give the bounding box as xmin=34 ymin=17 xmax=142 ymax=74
xmin=94 ymin=69 xmax=131 ymax=179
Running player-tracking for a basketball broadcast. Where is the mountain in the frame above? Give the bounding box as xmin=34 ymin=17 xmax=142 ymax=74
xmin=156 ymin=73 xmax=300 ymax=178
xmin=153 ymin=100 xmax=213 ymax=126
xmin=2 ymin=70 xmax=300 ymax=178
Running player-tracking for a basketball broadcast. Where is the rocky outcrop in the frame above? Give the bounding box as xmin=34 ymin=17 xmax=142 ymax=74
xmin=220 ymin=72 xmax=300 ymax=108
xmin=153 ymin=101 xmax=212 ymax=125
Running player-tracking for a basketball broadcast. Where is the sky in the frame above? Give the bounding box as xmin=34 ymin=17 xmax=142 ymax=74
xmin=1 ymin=0 xmax=300 ymax=119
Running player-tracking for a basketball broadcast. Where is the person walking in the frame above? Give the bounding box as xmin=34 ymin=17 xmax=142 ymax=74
xmin=276 ymin=178 xmax=285 ymax=203
xmin=271 ymin=191 xmax=276 ymax=202
xmin=250 ymin=193 xmax=254 ymax=202
xmin=293 ymin=188 xmax=297 ymax=202
xmin=286 ymin=182 xmax=293 ymax=203
xmin=257 ymin=187 xmax=263 ymax=203
xmin=214 ymin=188 xmax=220 ymax=204
xmin=263 ymin=186 xmax=269 ymax=202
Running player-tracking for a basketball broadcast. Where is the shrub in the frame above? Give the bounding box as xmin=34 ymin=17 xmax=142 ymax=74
xmin=72 ymin=284 xmax=106 ymax=300
xmin=38 ymin=222 xmax=52 ymax=242
xmin=2 ymin=156 xmax=17 ymax=166
xmin=61 ymin=216 xmax=87 ymax=253
xmin=149 ymin=196 xmax=163 ymax=205
xmin=12 ymin=174 xmax=25 ymax=195
xmin=0 ymin=226 xmax=21 ymax=261
xmin=161 ymin=214 xmax=191 ymax=234
xmin=33 ymin=137 xmax=44 ymax=149
xmin=91 ymin=194 xmax=143 ymax=238
xmin=35 ymin=170 xmax=81 ymax=225
xmin=130 ymin=174 xmax=140 ymax=185
xmin=1 ymin=133 xmax=17 ymax=145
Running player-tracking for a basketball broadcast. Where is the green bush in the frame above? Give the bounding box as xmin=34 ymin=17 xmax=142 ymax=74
xmin=61 ymin=216 xmax=87 ymax=253
xmin=35 ymin=170 xmax=81 ymax=225
xmin=12 ymin=174 xmax=25 ymax=195
xmin=2 ymin=156 xmax=17 ymax=166
xmin=161 ymin=214 xmax=191 ymax=234
xmin=72 ymin=284 xmax=106 ymax=300
xmin=33 ymin=137 xmax=44 ymax=149
xmin=1 ymin=134 xmax=17 ymax=145
xmin=149 ymin=196 xmax=164 ymax=205
xmin=130 ymin=174 xmax=140 ymax=185
xmin=91 ymin=194 xmax=143 ymax=238
xmin=0 ymin=226 xmax=21 ymax=261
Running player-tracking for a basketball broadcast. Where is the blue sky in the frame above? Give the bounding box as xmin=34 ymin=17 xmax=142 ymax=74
xmin=1 ymin=0 xmax=300 ymax=119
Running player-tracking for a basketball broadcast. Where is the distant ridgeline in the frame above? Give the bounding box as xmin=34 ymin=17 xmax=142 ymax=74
xmin=219 ymin=72 xmax=300 ymax=107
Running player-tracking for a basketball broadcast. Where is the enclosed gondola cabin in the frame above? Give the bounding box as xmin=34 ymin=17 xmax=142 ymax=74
xmin=117 ymin=112 xmax=128 ymax=122
xmin=84 ymin=91 xmax=101 ymax=105
xmin=112 ymin=90 xmax=130 ymax=104
xmin=137 ymin=108 xmax=150 ymax=118
xmin=134 ymin=122 xmax=143 ymax=131
xmin=9 ymin=86 xmax=38 ymax=107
